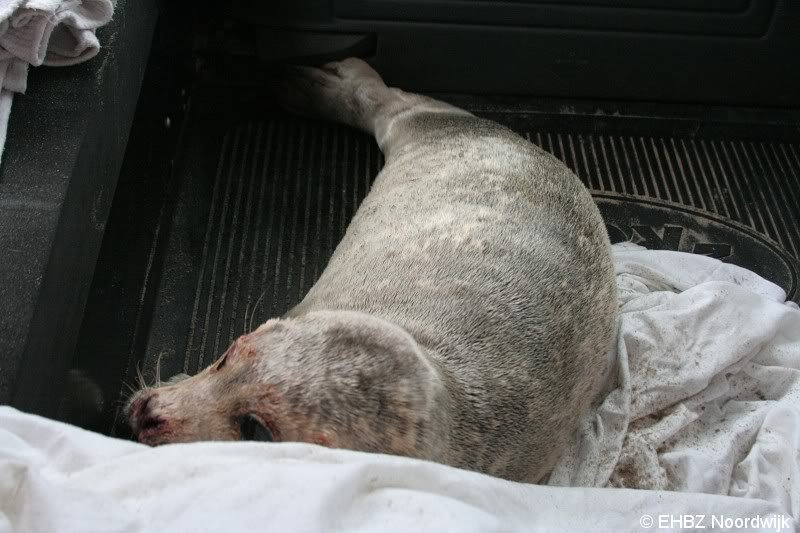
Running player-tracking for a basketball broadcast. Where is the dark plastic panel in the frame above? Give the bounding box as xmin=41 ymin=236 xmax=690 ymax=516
xmin=0 ymin=1 xmax=159 ymax=416
xmin=256 ymin=30 xmax=376 ymax=63
xmin=462 ymin=0 xmax=750 ymax=11
xmin=336 ymin=0 xmax=773 ymax=35
xmin=244 ymin=0 xmax=799 ymax=106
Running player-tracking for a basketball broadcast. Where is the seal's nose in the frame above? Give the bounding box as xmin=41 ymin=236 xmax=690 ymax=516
xmin=129 ymin=392 xmax=169 ymax=444
xmin=130 ymin=394 xmax=152 ymax=425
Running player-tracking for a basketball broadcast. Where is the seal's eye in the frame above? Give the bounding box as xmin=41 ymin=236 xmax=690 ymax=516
xmin=239 ymin=414 xmax=273 ymax=442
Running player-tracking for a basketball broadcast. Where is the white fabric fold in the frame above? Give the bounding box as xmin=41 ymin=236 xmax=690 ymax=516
xmin=549 ymin=243 xmax=800 ymax=520
xmin=0 ymin=0 xmax=114 ymax=164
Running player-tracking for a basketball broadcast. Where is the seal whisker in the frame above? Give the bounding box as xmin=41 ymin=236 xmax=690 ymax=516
xmin=135 ymin=361 xmax=148 ymax=390
xmin=248 ymin=290 xmax=267 ymax=333
xmin=154 ymin=351 xmax=166 ymax=387
xmin=118 ymin=380 xmax=140 ymax=408
xmin=121 ymin=380 xmax=137 ymax=395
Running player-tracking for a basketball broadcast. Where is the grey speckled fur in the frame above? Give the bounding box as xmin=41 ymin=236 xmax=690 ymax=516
xmin=126 ymin=58 xmax=617 ymax=483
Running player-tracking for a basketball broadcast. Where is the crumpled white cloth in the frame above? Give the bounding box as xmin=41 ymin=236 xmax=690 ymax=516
xmin=550 ymin=243 xmax=800 ymax=519
xmin=0 ymin=244 xmax=798 ymax=532
xmin=0 ymin=0 xmax=114 ymax=163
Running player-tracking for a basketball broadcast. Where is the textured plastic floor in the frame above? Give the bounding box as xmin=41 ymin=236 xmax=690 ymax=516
xmin=73 ymin=93 xmax=800 ymax=435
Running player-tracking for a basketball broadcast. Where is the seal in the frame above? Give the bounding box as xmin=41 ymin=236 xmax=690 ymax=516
xmin=126 ymin=58 xmax=617 ymax=483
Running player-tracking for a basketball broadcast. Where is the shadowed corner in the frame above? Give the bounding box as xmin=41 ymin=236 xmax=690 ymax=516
xmin=58 ymin=369 xmax=105 ymax=432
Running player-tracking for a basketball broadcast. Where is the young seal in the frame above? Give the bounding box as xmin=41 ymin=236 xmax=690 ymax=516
xmin=126 ymin=58 xmax=617 ymax=483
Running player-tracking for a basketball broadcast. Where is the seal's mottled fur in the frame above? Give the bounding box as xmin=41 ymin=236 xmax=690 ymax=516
xmin=127 ymin=59 xmax=617 ymax=483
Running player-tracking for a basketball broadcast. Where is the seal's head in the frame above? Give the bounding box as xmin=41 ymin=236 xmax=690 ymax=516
xmin=126 ymin=311 xmax=447 ymax=459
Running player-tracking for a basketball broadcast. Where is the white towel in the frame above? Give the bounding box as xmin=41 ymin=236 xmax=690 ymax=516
xmin=550 ymin=244 xmax=800 ymax=513
xmin=0 ymin=244 xmax=798 ymax=532
xmin=0 ymin=0 xmax=114 ymax=164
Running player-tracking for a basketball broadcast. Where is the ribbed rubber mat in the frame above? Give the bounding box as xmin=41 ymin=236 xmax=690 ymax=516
xmin=176 ymin=119 xmax=383 ymax=375
xmin=522 ymin=131 xmax=800 ymax=259
xmin=98 ymin=98 xmax=800 ymax=434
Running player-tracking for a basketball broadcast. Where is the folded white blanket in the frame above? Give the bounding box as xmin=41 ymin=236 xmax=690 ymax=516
xmin=0 ymin=244 xmax=798 ymax=532
xmin=0 ymin=0 xmax=114 ymax=163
